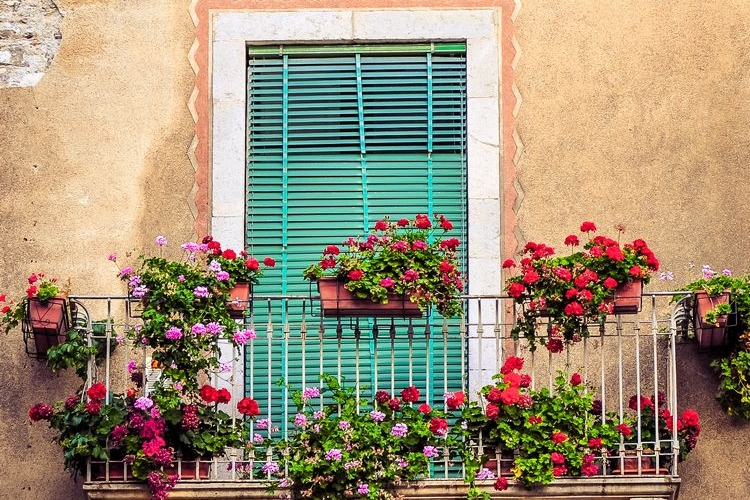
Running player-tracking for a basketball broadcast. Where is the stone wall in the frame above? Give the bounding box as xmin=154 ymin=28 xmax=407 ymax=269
xmin=0 ymin=0 xmax=62 ymax=87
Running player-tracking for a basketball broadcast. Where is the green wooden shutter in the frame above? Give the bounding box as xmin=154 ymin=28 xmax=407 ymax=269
xmin=246 ymin=44 xmax=467 ymax=426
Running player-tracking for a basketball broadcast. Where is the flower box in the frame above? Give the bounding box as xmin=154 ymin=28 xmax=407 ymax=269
xmin=317 ymin=277 xmax=422 ymax=318
xmin=694 ymin=290 xmax=730 ymax=328
xmin=609 ymin=451 xmax=669 ymax=475
xmin=611 ymin=279 xmax=643 ymax=314
xmin=693 ymin=290 xmax=730 ymax=349
xmin=226 ymin=282 xmax=252 ymax=319
xmin=22 ymin=295 xmax=74 ymax=358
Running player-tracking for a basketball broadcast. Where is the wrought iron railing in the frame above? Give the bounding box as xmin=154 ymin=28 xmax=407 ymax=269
xmin=58 ymin=292 xmax=690 ymax=483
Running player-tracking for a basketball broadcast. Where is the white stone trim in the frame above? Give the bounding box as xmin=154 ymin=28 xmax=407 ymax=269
xmin=210 ymin=8 xmax=502 ymax=297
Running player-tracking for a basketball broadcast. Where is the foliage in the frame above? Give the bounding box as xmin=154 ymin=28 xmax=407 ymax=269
xmin=711 ymin=333 xmax=750 ymax=420
xmin=503 ymin=221 xmax=659 ymax=351
xmin=111 ymin=381 xmax=253 ymax=479
xmin=46 ymin=321 xmax=119 ymax=379
xmin=115 ymin=236 xmax=272 ymax=388
xmin=29 ymin=382 xmax=128 ymax=480
xmin=303 ymin=214 xmax=464 ymax=318
xmin=455 ymin=357 xmax=622 ymax=497
xmin=623 ymin=392 xmax=700 ymax=462
xmin=262 ymin=374 xmax=460 ymax=500
xmin=29 ymin=235 xmax=268 ymax=500
xmin=0 ymin=271 xmax=70 ymax=335
xmin=679 ymin=265 xmax=750 ymax=329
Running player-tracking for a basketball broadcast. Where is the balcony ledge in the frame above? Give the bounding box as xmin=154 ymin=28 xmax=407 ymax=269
xmin=84 ymin=477 xmax=681 ymax=500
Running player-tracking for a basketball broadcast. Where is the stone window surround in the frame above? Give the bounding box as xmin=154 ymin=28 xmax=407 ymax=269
xmin=209 ymin=8 xmax=503 ymax=298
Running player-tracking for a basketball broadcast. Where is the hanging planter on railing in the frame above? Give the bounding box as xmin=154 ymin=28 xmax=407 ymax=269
xmin=611 ymin=278 xmax=643 ymax=314
xmin=22 ymin=295 xmax=75 ymax=359
xmin=693 ymin=289 xmax=731 ymax=349
xmin=303 ymin=214 xmax=464 ymax=319
xmin=316 ymin=276 xmax=422 ymax=318
xmin=226 ymin=282 xmax=252 ymax=319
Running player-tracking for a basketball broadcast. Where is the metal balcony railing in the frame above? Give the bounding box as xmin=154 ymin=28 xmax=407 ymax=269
xmin=52 ymin=292 xmax=689 ymax=485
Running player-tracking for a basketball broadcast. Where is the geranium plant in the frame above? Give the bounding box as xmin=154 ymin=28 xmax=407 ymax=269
xmin=503 ymin=222 xmax=659 ymax=351
xmin=263 ymin=374 xmax=460 ymax=499
xmin=456 ymin=357 xmax=623 ymax=498
xmin=680 ymin=265 xmax=750 ymax=328
xmin=624 ymin=392 xmax=700 ymax=462
xmin=30 ymin=373 xmax=260 ymax=500
xmin=303 ymin=213 xmax=464 ymax=318
xmin=1 ymin=271 xmax=70 ymax=335
xmin=115 ymin=236 xmax=273 ymax=387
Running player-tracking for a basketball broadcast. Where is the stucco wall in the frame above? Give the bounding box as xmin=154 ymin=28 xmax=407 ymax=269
xmin=0 ymin=1 xmax=194 ymax=499
xmin=1 ymin=1 xmax=749 ymax=499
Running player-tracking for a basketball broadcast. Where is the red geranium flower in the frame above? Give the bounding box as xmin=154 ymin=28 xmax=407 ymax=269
xmin=400 ymin=386 xmax=420 ymax=403
xmin=199 ymin=385 xmax=219 ymax=403
xmin=428 ymin=417 xmax=448 ymax=435
xmin=237 ymin=397 xmax=260 ymax=416
xmin=87 ymin=382 xmax=107 ymax=401
xmin=217 ymin=388 xmax=232 ymax=404
xmin=551 ymin=431 xmax=567 ymax=444
xmin=580 ymin=221 xmax=597 ymax=233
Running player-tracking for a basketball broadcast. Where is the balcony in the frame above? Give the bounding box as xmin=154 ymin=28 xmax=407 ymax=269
xmin=47 ymin=292 xmax=687 ymax=500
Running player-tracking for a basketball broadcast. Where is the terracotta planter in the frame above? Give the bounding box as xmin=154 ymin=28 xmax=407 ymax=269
xmin=90 ymin=461 xmax=135 ymax=481
xmin=227 ymin=282 xmax=252 ymax=319
xmin=90 ymin=460 xmax=211 ymax=481
xmin=482 ymin=451 xmax=515 ymax=477
xmin=23 ymin=295 xmax=72 ymax=358
xmin=166 ymin=460 xmax=211 ymax=480
xmin=317 ymin=277 xmax=422 ymax=318
xmin=610 ymin=451 xmax=656 ymax=475
xmin=694 ymin=290 xmax=730 ymax=349
xmin=612 ymin=279 xmax=643 ymax=314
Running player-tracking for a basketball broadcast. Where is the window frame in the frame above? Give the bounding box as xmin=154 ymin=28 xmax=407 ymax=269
xmin=209 ymin=9 xmax=503 ymax=392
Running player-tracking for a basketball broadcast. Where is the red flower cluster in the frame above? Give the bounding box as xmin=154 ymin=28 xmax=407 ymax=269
xmin=28 ymin=403 xmax=54 ymax=422
xmin=400 ymin=386 xmax=420 ymax=403
xmin=504 ymin=221 xmax=660 ymax=350
xmin=237 ymin=397 xmax=260 ymax=416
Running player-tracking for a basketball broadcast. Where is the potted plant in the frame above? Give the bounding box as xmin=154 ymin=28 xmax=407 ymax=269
xmin=114 ymin=236 xmax=272 ymax=386
xmin=30 ymin=364 xmax=261 ymax=499
xmin=1 ymin=272 xmax=74 ymax=358
xmin=612 ymin=392 xmax=700 ymax=474
xmin=199 ymin=235 xmax=276 ymax=318
xmin=456 ymin=356 xmax=624 ymax=498
xmin=303 ymin=214 xmax=464 ymax=318
xmin=261 ymin=374 xmax=459 ymax=499
xmin=680 ymin=265 xmax=750 ymax=349
xmin=503 ymin=221 xmax=659 ymax=351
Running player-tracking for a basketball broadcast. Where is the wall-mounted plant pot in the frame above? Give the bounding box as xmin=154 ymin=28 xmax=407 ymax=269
xmin=693 ymin=290 xmax=730 ymax=349
xmin=612 ymin=279 xmax=643 ymax=314
xmin=694 ymin=290 xmax=730 ymax=328
xmin=317 ymin=277 xmax=422 ymax=318
xmin=22 ymin=295 xmax=74 ymax=359
xmin=227 ymin=282 xmax=252 ymax=319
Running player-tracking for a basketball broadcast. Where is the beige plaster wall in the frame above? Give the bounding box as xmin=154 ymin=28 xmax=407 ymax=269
xmin=1 ymin=0 xmax=749 ymax=499
xmin=516 ymin=1 xmax=750 ymax=498
xmin=0 ymin=1 xmax=194 ymax=498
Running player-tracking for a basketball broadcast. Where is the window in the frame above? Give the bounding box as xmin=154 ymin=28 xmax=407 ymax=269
xmin=210 ymin=9 xmax=502 ymax=399
xmin=244 ymin=44 xmax=468 ymax=418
